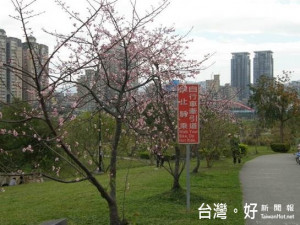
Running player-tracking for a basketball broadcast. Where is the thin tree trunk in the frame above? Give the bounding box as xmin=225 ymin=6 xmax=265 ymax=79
xmin=192 ymin=146 xmax=200 ymax=173
xmin=108 ymin=117 xmax=123 ymax=224
xmin=280 ymin=120 xmax=284 ymax=143
xmin=172 ymin=145 xmax=181 ymax=190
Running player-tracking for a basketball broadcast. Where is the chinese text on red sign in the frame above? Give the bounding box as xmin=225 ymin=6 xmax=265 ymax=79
xmin=177 ymin=84 xmax=199 ymax=144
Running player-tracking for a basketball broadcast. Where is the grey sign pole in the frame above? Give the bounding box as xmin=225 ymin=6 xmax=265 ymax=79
xmin=186 ymin=144 xmax=191 ymax=211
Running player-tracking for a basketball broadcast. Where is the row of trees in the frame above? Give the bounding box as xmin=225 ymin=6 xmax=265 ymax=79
xmin=249 ymin=73 xmax=300 ymax=145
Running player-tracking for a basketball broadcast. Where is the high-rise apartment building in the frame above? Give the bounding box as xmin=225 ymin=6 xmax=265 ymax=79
xmin=0 ymin=29 xmax=23 ymax=103
xmin=253 ymin=50 xmax=273 ymax=83
xmin=22 ymin=36 xmax=49 ymax=103
xmin=231 ymin=52 xmax=251 ymax=102
xmin=0 ymin=29 xmax=49 ymax=104
xmin=0 ymin=29 xmax=7 ymax=103
xmin=6 ymin=37 xmax=23 ymax=102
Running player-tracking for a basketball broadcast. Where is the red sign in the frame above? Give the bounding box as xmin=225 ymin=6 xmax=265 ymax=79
xmin=177 ymin=84 xmax=199 ymax=144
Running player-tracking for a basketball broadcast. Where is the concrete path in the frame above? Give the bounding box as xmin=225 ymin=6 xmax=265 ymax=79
xmin=240 ymin=154 xmax=300 ymax=225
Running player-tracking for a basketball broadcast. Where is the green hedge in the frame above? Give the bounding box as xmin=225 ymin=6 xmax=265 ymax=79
xmin=164 ymin=154 xmax=176 ymax=161
xmin=239 ymin=144 xmax=248 ymax=156
xmin=139 ymin=151 xmax=150 ymax=159
xmin=270 ymin=143 xmax=290 ymax=153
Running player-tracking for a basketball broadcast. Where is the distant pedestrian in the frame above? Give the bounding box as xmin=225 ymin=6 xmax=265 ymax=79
xmin=160 ymin=155 xmax=165 ymax=167
xmin=156 ymin=153 xmax=161 ymax=167
xmin=228 ymin=133 xmax=241 ymax=164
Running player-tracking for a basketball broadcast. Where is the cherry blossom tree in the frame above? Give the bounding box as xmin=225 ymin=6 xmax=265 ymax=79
xmin=130 ymin=56 xmax=212 ymax=189
xmin=0 ymin=0 xmax=210 ymax=224
xmin=193 ymin=82 xmax=239 ymax=169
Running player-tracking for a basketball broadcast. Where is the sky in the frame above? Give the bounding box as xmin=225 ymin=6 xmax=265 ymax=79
xmin=1 ymin=0 xmax=300 ymax=84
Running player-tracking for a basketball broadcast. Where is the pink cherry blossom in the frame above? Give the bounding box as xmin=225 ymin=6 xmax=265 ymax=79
xmin=13 ymin=130 xmax=18 ymax=137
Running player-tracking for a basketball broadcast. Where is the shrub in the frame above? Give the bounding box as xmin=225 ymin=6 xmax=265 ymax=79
xmin=139 ymin=151 xmax=150 ymax=159
xmin=164 ymin=154 xmax=176 ymax=161
xmin=222 ymin=148 xmax=232 ymax=158
xmin=239 ymin=144 xmax=248 ymax=156
xmin=270 ymin=143 xmax=291 ymax=153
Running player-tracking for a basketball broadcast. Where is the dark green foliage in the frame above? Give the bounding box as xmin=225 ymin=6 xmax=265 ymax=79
xmin=139 ymin=151 xmax=150 ymax=159
xmin=163 ymin=153 xmax=176 ymax=161
xmin=199 ymin=108 xmax=238 ymax=168
xmin=0 ymin=101 xmax=55 ymax=172
xmin=270 ymin=143 xmax=291 ymax=153
xmin=249 ymin=73 xmax=300 ymax=143
xmin=239 ymin=143 xmax=248 ymax=156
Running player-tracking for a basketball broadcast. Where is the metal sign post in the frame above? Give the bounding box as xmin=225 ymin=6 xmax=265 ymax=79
xmin=186 ymin=144 xmax=191 ymax=211
xmin=177 ymin=84 xmax=199 ymax=211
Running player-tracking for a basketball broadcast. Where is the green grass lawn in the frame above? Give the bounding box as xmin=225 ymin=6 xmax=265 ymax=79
xmin=0 ymin=146 xmax=274 ymax=225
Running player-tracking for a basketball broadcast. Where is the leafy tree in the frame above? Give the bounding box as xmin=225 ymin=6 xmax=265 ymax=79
xmin=63 ymin=111 xmax=113 ymax=171
xmin=0 ymin=101 xmax=55 ymax=172
xmin=249 ymin=73 xmax=300 ymax=143
xmin=196 ymin=92 xmax=238 ymax=169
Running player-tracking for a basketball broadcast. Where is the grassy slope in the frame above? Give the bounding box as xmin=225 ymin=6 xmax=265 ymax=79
xmin=0 ymin=146 xmax=273 ymax=225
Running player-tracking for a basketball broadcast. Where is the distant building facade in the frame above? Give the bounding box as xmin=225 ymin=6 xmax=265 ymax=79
xmin=253 ymin=50 xmax=273 ymax=83
xmin=0 ymin=29 xmax=23 ymax=103
xmin=22 ymin=36 xmax=49 ymax=103
xmin=206 ymin=74 xmax=220 ymax=92
xmin=220 ymin=83 xmax=238 ymax=101
xmin=7 ymin=37 xmax=23 ymax=102
xmin=231 ymin=52 xmax=251 ymax=102
xmin=0 ymin=29 xmax=49 ymax=104
xmin=288 ymin=80 xmax=300 ymax=96
xmin=205 ymin=74 xmax=221 ymax=99
xmin=0 ymin=29 xmax=7 ymax=103
xmin=76 ymin=69 xmax=98 ymax=111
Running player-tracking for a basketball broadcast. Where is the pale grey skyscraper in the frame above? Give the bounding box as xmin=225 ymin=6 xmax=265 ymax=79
xmin=231 ymin=52 xmax=251 ymax=101
xmin=253 ymin=50 xmax=273 ymax=83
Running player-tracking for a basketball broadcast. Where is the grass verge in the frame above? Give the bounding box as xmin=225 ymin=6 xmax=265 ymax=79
xmin=0 ymin=146 xmax=273 ymax=225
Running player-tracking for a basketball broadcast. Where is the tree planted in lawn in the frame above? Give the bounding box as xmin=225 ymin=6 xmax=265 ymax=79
xmin=0 ymin=0 xmax=207 ymax=224
xmin=249 ymin=73 xmax=300 ymax=143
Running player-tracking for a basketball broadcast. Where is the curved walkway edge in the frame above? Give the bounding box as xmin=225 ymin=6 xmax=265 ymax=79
xmin=240 ymin=154 xmax=300 ymax=225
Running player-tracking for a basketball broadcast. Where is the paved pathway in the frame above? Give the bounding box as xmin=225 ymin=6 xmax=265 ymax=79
xmin=240 ymin=154 xmax=300 ymax=225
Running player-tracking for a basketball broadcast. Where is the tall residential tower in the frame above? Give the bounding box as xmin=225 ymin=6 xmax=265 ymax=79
xmin=0 ymin=29 xmax=49 ymax=104
xmin=253 ymin=50 xmax=273 ymax=83
xmin=0 ymin=29 xmax=23 ymax=103
xmin=22 ymin=36 xmax=49 ymax=103
xmin=231 ymin=52 xmax=251 ymax=102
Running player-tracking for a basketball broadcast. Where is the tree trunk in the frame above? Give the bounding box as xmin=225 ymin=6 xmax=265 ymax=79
xmin=108 ymin=117 xmax=122 ymax=223
xmin=172 ymin=145 xmax=182 ymax=190
xmin=108 ymin=200 xmax=128 ymax=225
xmin=192 ymin=147 xmax=200 ymax=173
xmin=280 ymin=120 xmax=284 ymax=143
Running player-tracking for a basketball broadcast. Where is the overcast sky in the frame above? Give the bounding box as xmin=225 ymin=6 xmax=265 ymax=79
xmin=1 ymin=0 xmax=300 ymax=84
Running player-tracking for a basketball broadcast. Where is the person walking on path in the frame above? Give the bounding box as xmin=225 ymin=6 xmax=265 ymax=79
xmin=228 ymin=133 xmax=241 ymax=164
